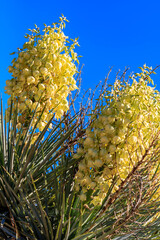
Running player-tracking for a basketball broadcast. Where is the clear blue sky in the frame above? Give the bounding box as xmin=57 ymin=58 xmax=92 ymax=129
xmin=1 ymin=0 xmax=160 ymax=105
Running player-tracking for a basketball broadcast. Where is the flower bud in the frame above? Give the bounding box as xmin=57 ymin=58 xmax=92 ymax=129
xmin=33 ymin=70 xmax=40 ymax=78
xmin=25 ymin=99 xmax=32 ymax=108
xmin=79 ymin=194 xmax=86 ymax=201
xmin=40 ymin=67 xmax=48 ymax=75
xmin=38 ymin=83 xmax=45 ymax=91
xmin=109 ymin=144 xmax=116 ymax=153
xmin=23 ymin=52 xmax=30 ymax=60
xmin=23 ymin=68 xmax=31 ymax=76
xmin=27 ymin=76 xmax=35 ymax=84
xmin=94 ymin=159 xmax=103 ymax=168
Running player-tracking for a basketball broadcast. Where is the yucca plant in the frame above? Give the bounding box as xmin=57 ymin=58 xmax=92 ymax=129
xmin=1 ymin=68 xmax=160 ymax=240
xmin=1 ymin=16 xmax=160 ymax=240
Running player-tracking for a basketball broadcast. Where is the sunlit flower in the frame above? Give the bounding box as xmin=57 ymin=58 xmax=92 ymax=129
xmin=75 ymin=65 xmax=160 ymax=206
xmin=5 ymin=16 xmax=79 ymax=134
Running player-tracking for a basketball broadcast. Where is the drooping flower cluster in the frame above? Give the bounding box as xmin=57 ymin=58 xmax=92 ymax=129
xmin=74 ymin=65 xmax=160 ymax=205
xmin=5 ymin=16 xmax=79 ymax=133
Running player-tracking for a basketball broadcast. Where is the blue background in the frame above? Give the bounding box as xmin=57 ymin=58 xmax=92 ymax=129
xmin=1 ymin=0 xmax=160 ymax=105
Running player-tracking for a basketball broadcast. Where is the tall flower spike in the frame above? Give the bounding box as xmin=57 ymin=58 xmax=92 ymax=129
xmin=5 ymin=16 xmax=79 ymax=135
xmin=75 ymin=65 xmax=160 ymax=206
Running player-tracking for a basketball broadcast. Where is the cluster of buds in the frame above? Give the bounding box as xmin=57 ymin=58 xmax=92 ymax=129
xmin=5 ymin=16 xmax=79 ymax=135
xmin=74 ymin=65 xmax=160 ymax=205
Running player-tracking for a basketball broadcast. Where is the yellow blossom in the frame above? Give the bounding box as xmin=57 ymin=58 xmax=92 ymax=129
xmin=75 ymin=66 xmax=160 ymax=206
xmin=5 ymin=16 xmax=79 ymax=135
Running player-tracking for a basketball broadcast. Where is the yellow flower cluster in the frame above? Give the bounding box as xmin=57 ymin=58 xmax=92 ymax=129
xmin=75 ymin=65 xmax=160 ymax=205
xmin=5 ymin=16 xmax=79 ymax=133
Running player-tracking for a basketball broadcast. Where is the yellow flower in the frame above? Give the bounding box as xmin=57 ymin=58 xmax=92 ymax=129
xmin=40 ymin=67 xmax=48 ymax=76
xmin=27 ymin=76 xmax=35 ymax=84
xmin=94 ymin=159 xmax=103 ymax=167
xmin=38 ymin=83 xmax=45 ymax=91
xmin=79 ymin=163 xmax=86 ymax=171
xmin=79 ymin=193 xmax=86 ymax=201
xmin=23 ymin=68 xmax=31 ymax=76
xmin=75 ymin=66 xmax=160 ymax=206
xmin=5 ymin=16 xmax=79 ymax=135
xmin=25 ymin=99 xmax=32 ymax=108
